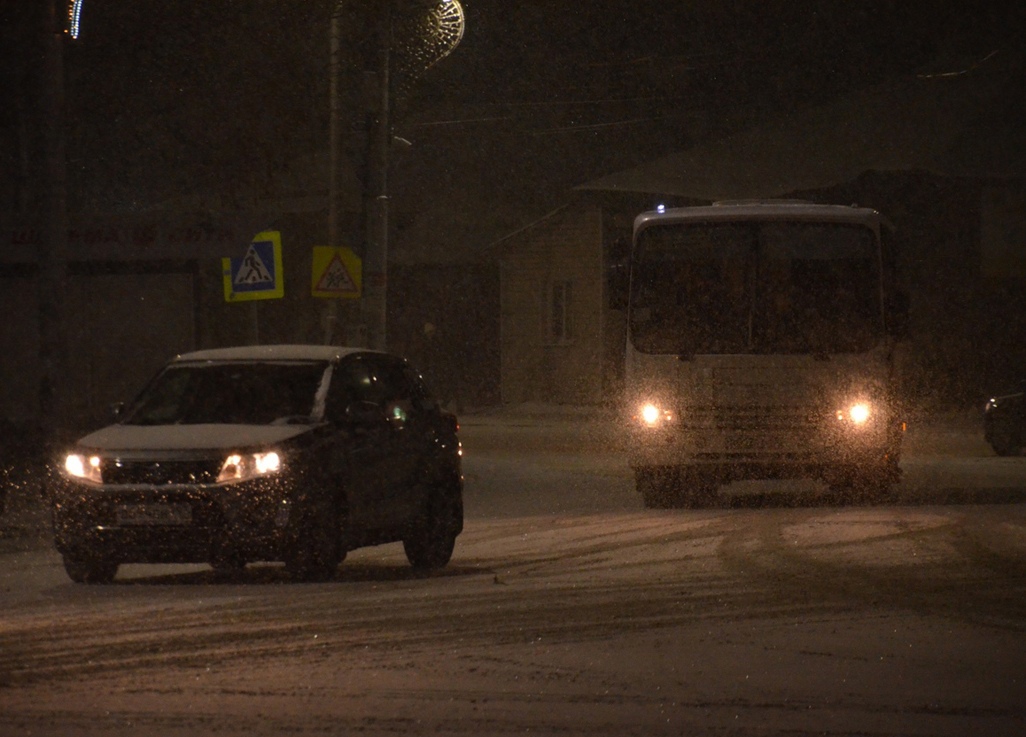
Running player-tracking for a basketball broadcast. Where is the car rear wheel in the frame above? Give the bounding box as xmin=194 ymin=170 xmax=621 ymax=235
xmin=63 ymin=554 xmax=118 ymax=584
xmin=404 ymin=476 xmax=462 ymax=571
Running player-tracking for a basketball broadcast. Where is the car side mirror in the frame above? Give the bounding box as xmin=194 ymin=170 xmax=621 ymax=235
xmin=440 ymin=411 xmax=459 ymax=434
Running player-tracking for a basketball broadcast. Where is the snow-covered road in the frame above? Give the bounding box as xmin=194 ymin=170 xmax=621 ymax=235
xmin=0 ymin=410 xmax=1024 ymax=736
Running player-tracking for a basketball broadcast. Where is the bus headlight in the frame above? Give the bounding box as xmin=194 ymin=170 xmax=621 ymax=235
xmin=636 ymin=401 xmax=674 ymax=429
xmin=836 ymin=402 xmax=872 ymax=426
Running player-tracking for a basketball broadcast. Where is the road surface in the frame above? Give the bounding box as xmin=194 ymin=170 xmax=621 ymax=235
xmin=0 ymin=408 xmax=1024 ymax=736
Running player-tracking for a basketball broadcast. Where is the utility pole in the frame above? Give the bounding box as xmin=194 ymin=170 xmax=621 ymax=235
xmin=325 ymin=0 xmax=391 ymax=352
xmin=363 ymin=8 xmax=392 ymax=352
xmin=327 ymin=1 xmax=463 ymax=351
xmin=323 ymin=3 xmax=344 ymax=345
xmin=39 ymin=0 xmax=70 ymax=440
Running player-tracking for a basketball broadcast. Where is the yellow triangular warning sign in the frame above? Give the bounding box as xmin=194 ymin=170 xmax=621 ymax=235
xmin=312 ymin=245 xmax=362 ymax=299
xmin=316 ymin=254 xmax=358 ymax=294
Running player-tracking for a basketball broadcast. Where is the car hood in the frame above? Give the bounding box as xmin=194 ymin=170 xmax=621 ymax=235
xmin=75 ymin=423 xmax=314 ymax=452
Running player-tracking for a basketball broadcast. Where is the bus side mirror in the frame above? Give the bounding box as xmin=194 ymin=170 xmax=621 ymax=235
xmin=886 ymin=290 xmax=910 ymax=339
xmin=608 ymin=260 xmax=629 ymax=311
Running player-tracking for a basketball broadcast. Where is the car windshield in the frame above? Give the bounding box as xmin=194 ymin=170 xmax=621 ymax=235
xmin=120 ymin=361 xmax=330 ymax=426
xmin=629 ymin=221 xmax=883 ymax=355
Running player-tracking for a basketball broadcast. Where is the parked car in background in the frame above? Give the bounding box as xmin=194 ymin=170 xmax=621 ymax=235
xmin=983 ymin=380 xmax=1025 ymax=456
xmin=50 ymin=345 xmax=463 ymax=583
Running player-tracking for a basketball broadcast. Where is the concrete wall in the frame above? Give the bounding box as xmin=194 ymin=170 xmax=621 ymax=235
xmin=0 ymin=274 xmax=40 ymax=424
xmin=1 ymin=213 xmax=501 ymax=434
xmin=499 ymin=208 xmax=605 ymax=404
xmin=0 ymin=267 xmax=198 ymax=434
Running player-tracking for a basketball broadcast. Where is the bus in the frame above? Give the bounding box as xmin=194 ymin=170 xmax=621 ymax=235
xmin=621 ymin=201 xmax=908 ymax=507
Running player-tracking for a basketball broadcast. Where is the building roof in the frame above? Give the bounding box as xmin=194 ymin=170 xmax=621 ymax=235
xmin=577 ymin=54 xmax=1026 ymax=200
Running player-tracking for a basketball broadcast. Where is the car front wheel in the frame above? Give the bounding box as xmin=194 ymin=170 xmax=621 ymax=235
xmin=63 ymin=554 xmax=118 ymax=584
xmin=404 ymin=476 xmax=462 ymax=571
xmin=989 ymin=429 xmax=1022 ymax=456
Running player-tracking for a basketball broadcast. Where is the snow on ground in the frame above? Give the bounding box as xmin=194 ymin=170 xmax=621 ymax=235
xmin=0 ymin=406 xmax=1023 ymax=736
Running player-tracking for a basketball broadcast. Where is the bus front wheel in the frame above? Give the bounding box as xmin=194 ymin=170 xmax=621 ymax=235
xmin=636 ymin=467 xmax=679 ymax=509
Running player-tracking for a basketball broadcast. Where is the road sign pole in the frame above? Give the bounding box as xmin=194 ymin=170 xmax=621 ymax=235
xmin=251 ymin=303 xmax=260 ymax=345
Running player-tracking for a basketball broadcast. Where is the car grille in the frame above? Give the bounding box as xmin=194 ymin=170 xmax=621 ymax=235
xmin=101 ymin=459 xmax=222 ymax=486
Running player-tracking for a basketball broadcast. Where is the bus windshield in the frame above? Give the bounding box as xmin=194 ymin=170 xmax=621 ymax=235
xmin=629 ymin=221 xmax=882 ymax=355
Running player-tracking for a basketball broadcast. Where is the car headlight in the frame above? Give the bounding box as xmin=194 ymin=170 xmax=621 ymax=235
xmin=64 ymin=453 xmax=103 ymax=484
xmin=636 ymin=401 xmax=674 ymax=429
xmin=836 ymin=402 xmax=872 ymax=426
xmin=217 ymin=451 xmax=282 ymax=483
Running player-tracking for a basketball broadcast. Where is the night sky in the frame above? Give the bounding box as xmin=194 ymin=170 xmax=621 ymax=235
xmin=2 ymin=1 xmax=1022 ymax=254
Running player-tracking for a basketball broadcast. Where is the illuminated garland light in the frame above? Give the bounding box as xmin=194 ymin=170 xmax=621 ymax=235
xmin=67 ymin=0 xmax=84 ymax=39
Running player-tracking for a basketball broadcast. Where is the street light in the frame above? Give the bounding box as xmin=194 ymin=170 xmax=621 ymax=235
xmin=367 ymin=0 xmax=463 ymax=351
xmin=37 ymin=0 xmax=80 ymax=439
xmin=326 ymin=0 xmax=463 ymax=350
xmin=67 ymin=0 xmax=84 ymax=39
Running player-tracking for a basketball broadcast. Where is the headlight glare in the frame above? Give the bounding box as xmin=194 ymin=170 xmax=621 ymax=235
xmin=836 ymin=402 xmax=872 ymax=425
xmin=217 ymin=451 xmax=282 ymax=483
xmin=254 ymin=451 xmax=281 ymax=474
xmin=637 ymin=402 xmax=673 ymax=428
xmin=65 ymin=453 xmax=103 ymax=483
xmin=849 ymin=403 xmax=870 ymax=424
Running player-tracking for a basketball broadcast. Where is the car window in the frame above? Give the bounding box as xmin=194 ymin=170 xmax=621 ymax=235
xmin=123 ymin=361 xmax=329 ymax=425
xmin=325 ymin=355 xmax=439 ymax=424
xmin=402 ymin=364 xmax=438 ymax=411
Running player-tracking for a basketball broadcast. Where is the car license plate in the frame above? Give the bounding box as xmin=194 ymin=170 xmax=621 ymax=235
xmin=115 ymin=503 xmax=192 ymax=526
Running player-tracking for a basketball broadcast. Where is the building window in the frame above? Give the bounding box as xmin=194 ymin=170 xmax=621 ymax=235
xmin=549 ymin=280 xmax=574 ymax=344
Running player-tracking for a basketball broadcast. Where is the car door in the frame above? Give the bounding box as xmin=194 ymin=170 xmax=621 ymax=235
xmin=364 ymin=356 xmax=436 ymax=524
xmin=325 ymin=355 xmax=422 ymax=529
xmin=392 ymin=362 xmax=449 ymax=515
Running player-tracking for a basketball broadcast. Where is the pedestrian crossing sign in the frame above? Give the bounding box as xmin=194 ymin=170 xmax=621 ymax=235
xmin=311 ymin=246 xmax=362 ymax=299
xmin=222 ymin=231 xmax=284 ymax=302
